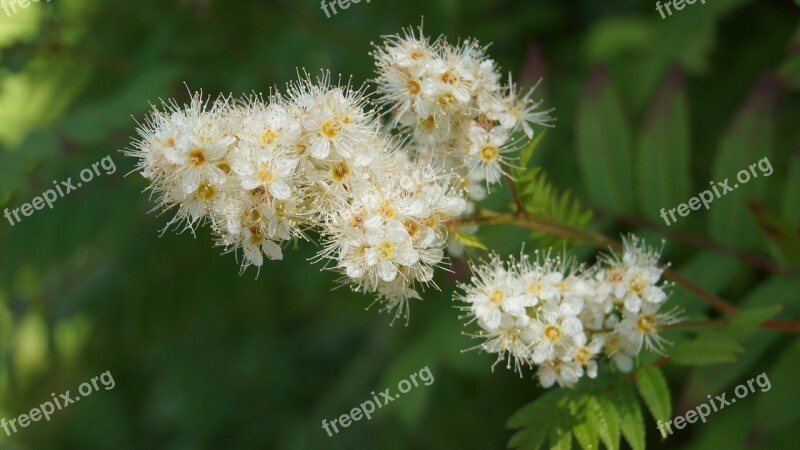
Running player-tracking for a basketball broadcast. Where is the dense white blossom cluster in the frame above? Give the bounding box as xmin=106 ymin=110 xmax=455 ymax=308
xmin=127 ymin=25 xmax=552 ymax=318
xmin=372 ymin=26 xmax=554 ymax=201
xmin=455 ymin=236 xmax=681 ymax=388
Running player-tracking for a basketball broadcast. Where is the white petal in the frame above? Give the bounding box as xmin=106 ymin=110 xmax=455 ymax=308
xmin=269 ymin=181 xmax=291 ymax=200
xmin=261 ymin=240 xmax=283 ymax=261
xmin=377 ymin=260 xmax=398 ymax=282
xmin=309 ymin=137 xmax=330 ymax=159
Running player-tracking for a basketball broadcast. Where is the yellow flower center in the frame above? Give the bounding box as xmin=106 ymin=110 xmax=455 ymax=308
xmin=636 ymin=315 xmax=657 ymax=333
xmin=249 ymin=226 xmax=264 ymax=244
xmin=544 ymin=325 xmax=562 ymax=342
xmin=257 ymin=165 xmax=275 ymax=184
xmin=404 ymin=220 xmax=420 ymax=238
xmin=630 ymin=276 xmax=647 ymax=294
xmin=378 ymin=202 xmax=396 ymax=219
xmin=489 ymin=289 xmax=505 ymax=304
xmin=165 ymin=137 xmax=176 ymax=147
xmin=437 ymin=93 xmax=455 ymax=105
xmin=607 ymin=268 xmax=625 ymax=283
xmin=377 ymin=241 xmax=395 ymax=259
xmin=321 ymin=121 xmax=340 ymax=138
xmin=480 ymin=145 xmax=498 ymax=162
xmin=527 ymin=282 xmax=543 ymax=296
xmin=407 ymin=79 xmax=421 ymax=95
xmin=259 ymin=129 xmax=278 ymax=146
xmin=188 ymin=149 xmax=206 ymax=167
xmin=575 ymin=348 xmax=591 ymax=364
xmin=331 ymin=161 xmax=350 ymax=182
xmin=440 ymin=70 xmax=457 ymax=85
xmin=195 ymin=183 xmax=215 ymax=201
xmin=420 ymin=115 xmax=436 ymax=130
xmin=217 ymin=162 xmax=231 ymax=175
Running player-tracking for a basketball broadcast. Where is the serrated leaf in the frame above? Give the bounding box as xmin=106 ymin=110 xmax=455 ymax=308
xmin=516 ymin=129 xmax=547 ymax=174
xmin=508 ymin=427 xmax=546 ymax=450
xmin=514 ymin=168 xmax=592 ymax=248
xmin=454 ymin=231 xmax=488 ymax=251
xmin=569 ymin=396 xmax=598 ymax=450
xmin=612 ymin=383 xmax=646 ymax=450
xmin=571 ymin=420 xmax=598 ymax=450
xmin=635 ymin=366 xmax=671 ymax=423
xmin=670 ymin=331 xmax=743 ymax=366
xmin=507 ymin=389 xmax=566 ymax=429
xmin=549 ymin=413 xmax=573 ymax=450
xmin=576 ymin=66 xmax=634 ymax=211
xmin=708 ymin=75 xmax=777 ymax=250
xmin=685 ymin=277 xmax=799 ymax=399
xmin=587 ymin=396 xmax=620 ymax=450
xmin=726 ymin=305 xmax=782 ymax=334
xmin=635 ymin=68 xmax=691 ymax=223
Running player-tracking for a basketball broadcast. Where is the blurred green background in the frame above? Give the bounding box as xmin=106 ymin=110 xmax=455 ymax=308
xmin=1 ymin=0 xmax=799 ymax=449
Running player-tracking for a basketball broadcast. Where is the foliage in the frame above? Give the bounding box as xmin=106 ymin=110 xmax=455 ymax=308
xmin=1 ymin=0 xmax=799 ymax=449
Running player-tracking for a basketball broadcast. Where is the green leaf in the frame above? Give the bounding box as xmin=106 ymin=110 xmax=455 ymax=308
xmin=507 ymin=389 xmax=567 ymax=429
xmin=576 ymin=66 xmax=634 ymax=211
xmin=612 ymin=383 xmax=646 ymax=450
xmin=632 ymin=0 xmax=752 ymax=107
xmin=517 ymin=129 xmax=547 ymax=173
xmin=748 ymin=202 xmax=800 ymax=269
xmin=454 ymin=231 xmax=489 ymax=251
xmin=549 ymin=413 xmax=573 ymax=450
xmin=584 ymin=17 xmax=653 ymax=63
xmin=726 ymin=305 xmax=782 ymax=335
xmin=508 ymin=427 xmax=546 ymax=450
xmin=569 ymin=396 xmax=598 ymax=450
xmin=571 ymin=418 xmax=598 ymax=450
xmin=755 ymin=338 xmax=800 ymax=433
xmin=708 ymin=76 xmax=777 ymax=250
xmin=635 ymin=366 xmax=671 ymax=423
xmin=668 ymin=252 xmax=742 ymax=316
xmin=777 ymin=23 xmax=800 ymax=90
xmin=507 ymin=389 xmax=567 ymax=450
xmin=514 ymin=167 xmax=592 ymax=248
xmin=635 ymin=68 xmax=691 ymax=223
xmin=684 ymin=277 xmax=799 ymax=399
xmin=781 ymin=153 xmax=800 ymax=227
xmin=587 ymin=396 xmax=620 ymax=450
xmin=670 ymin=331 xmax=743 ymax=366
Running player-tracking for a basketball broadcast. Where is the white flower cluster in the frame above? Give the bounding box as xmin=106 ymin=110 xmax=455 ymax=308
xmin=372 ymin=26 xmax=554 ymax=202
xmin=455 ymin=236 xmax=681 ymax=388
xmin=127 ymin=74 xmax=468 ymax=314
xmin=127 ymin=25 xmax=553 ymax=319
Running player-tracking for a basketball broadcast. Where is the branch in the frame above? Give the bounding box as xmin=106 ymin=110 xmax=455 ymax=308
xmin=450 ymin=211 xmax=800 ymax=333
xmin=503 ymin=175 xmax=527 ymax=217
xmin=594 ymin=208 xmax=800 ymax=277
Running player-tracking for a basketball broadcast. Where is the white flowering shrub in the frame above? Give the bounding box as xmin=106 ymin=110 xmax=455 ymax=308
xmin=125 ymin=23 xmax=794 ymax=450
xmin=456 ymin=236 xmax=680 ymax=389
xmin=126 ymin=26 xmax=552 ymax=319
